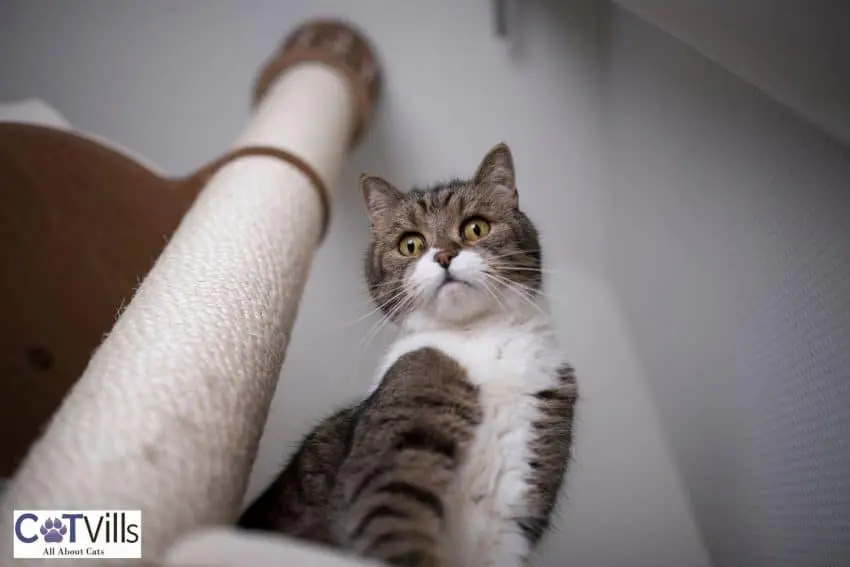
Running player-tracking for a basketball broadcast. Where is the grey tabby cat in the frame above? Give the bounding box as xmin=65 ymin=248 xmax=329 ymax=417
xmin=239 ymin=143 xmax=577 ymax=567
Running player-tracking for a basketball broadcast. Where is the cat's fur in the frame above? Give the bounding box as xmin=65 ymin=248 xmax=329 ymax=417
xmin=239 ymin=143 xmax=577 ymax=567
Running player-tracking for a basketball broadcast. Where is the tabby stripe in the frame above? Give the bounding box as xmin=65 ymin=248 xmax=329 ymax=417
xmin=350 ymin=505 xmax=410 ymax=540
xmin=384 ymin=550 xmax=433 ymax=567
xmin=557 ymin=364 xmax=577 ymax=384
xmin=403 ymin=396 xmax=480 ymax=425
xmin=349 ymin=464 xmax=391 ymax=504
xmin=374 ymin=415 xmax=409 ymax=428
xmin=374 ymin=481 xmax=444 ymax=518
xmin=395 ymin=427 xmax=457 ymax=461
xmin=405 ymin=208 xmax=419 ymax=228
xmin=439 ymin=189 xmax=452 ymax=208
xmin=363 ymin=530 xmax=434 ymax=555
xmin=515 ymin=516 xmax=549 ymax=545
xmin=453 ymin=377 xmax=479 ymax=395
xmin=408 ymin=392 xmax=475 ymax=407
xmin=534 ymin=388 xmax=573 ymax=401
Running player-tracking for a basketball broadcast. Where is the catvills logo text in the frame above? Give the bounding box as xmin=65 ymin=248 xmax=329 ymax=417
xmin=13 ymin=510 xmax=142 ymax=559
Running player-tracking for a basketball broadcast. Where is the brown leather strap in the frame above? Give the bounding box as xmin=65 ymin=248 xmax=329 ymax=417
xmin=187 ymin=145 xmax=331 ymax=242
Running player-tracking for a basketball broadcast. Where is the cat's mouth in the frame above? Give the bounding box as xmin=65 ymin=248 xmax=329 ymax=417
xmin=437 ymin=274 xmax=472 ymax=293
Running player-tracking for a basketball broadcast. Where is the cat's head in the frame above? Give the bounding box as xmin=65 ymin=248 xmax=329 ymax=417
xmin=362 ymin=143 xmax=542 ymax=327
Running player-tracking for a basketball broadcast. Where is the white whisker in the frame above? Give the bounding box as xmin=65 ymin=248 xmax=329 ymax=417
xmin=484 ymin=249 xmax=542 ymax=262
xmin=335 ymin=287 xmax=409 ymax=329
xmin=346 ymin=290 xmax=415 ymax=389
xmin=484 ymin=271 xmax=545 ymax=316
xmin=479 ymin=278 xmax=508 ymax=314
xmin=489 ymin=263 xmax=561 ymax=277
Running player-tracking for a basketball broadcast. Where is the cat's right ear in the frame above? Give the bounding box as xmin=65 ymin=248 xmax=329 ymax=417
xmin=360 ymin=174 xmax=402 ymax=226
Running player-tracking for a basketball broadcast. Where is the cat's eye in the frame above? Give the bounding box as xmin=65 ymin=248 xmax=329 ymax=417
xmin=461 ymin=217 xmax=491 ymax=243
xmin=398 ymin=233 xmax=426 ymax=257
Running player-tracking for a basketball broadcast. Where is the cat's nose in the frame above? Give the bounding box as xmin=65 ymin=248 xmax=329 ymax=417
xmin=434 ymin=249 xmax=457 ymax=269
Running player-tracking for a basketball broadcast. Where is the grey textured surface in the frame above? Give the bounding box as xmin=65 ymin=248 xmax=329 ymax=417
xmin=0 ymin=2 xmax=710 ymax=566
xmin=606 ymin=7 xmax=850 ymax=566
xmin=734 ymin=184 xmax=850 ymax=565
xmin=616 ymin=0 xmax=850 ymax=148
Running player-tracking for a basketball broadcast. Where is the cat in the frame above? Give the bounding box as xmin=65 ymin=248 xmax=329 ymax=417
xmin=238 ymin=143 xmax=578 ymax=567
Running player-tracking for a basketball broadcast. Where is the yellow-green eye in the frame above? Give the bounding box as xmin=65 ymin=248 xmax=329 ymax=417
xmin=461 ymin=217 xmax=491 ymax=243
xmin=398 ymin=233 xmax=426 ymax=257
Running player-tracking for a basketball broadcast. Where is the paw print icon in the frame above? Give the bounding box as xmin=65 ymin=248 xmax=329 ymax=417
xmin=40 ymin=518 xmax=67 ymax=543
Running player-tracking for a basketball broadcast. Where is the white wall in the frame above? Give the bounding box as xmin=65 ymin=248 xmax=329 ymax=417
xmin=615 ymin=0 xmax=850 ymax=148
xmin=11 ymin=1 xmax=847 ymax=566
xmin=603 ymin=7 xmax=850 ymax=566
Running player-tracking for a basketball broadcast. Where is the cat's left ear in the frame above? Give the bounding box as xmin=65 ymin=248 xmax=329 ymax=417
xmin=474 ymin=142 xmax=517 ymax=207
xmin=360 ymin=173 xmax=403 ymax=226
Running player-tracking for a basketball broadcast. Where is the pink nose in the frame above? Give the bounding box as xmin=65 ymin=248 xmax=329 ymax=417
xmin=434 ymin=250 xmax=457 ymax=268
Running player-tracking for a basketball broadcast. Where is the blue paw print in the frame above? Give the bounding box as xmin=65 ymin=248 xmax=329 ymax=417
xmin=40 ymin=517 xmax=67 ymax=543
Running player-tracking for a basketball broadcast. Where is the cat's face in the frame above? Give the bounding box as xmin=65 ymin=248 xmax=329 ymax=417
xmin=362 ymin=143 xmax=542 ymax=326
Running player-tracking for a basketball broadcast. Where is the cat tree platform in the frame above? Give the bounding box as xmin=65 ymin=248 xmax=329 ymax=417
xmin=0 ymin=19 xmax=381 ymax=566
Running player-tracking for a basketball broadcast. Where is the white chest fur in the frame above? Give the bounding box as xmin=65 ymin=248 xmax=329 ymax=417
xmin=371 ymin=312 xmax=565 ymax=567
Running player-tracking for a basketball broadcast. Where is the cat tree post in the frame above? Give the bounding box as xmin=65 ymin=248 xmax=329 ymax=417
xmin=0 ymin=20 xmax=380 ymax=565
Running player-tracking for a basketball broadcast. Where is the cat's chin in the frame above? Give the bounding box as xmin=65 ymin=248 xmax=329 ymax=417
xmin=437 ymin=279 xmax=471 ymax=297
xmin=427 ymin=283 xmax=493 ymax=324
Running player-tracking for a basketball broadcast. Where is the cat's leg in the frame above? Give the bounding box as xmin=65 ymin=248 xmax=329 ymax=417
xmin=332 ymin=347 xmax=482 ymax=567
xmin=238 ymin=404 xmax=359 ymax=544
xmin=453 ymin=364 xmax=577 ymax=567
xmin=511 ymin=363 xmax=578 ymax=561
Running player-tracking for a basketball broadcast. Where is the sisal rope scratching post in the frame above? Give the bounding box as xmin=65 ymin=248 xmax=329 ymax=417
xmin=0 ymin=20 xmax=381 ymax=565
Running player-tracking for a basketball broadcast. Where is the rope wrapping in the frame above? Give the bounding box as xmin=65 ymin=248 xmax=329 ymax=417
xmin=0 ymin=61 xmax=356 ymax=565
